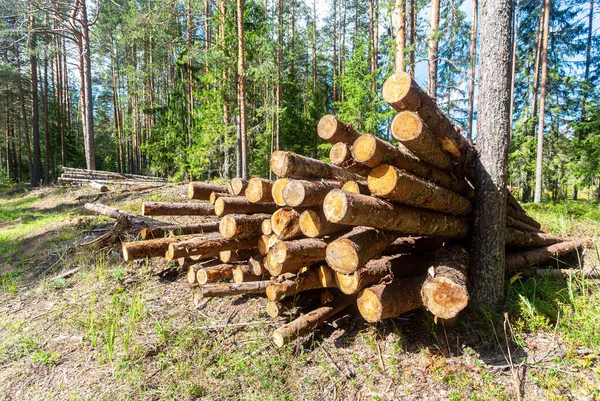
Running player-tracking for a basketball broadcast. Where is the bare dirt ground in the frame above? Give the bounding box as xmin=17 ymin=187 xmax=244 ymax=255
xmin=1 ymin=185 xmax=599 ymax=401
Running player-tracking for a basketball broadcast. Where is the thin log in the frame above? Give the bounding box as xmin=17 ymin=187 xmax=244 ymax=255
xmin=142 ymin=202 xmax=214 ymax=216
xmin=219 ymin=248 xmax=257 ymax=263
xmin=272 ymin=178 xmax=291 ymax=206
xmin=261 ymin=219 xmax=273 ymax=235
xmin=219 ymin=213 xmax=271 ymax=239
xmin=299 ymin=209 xmax=346 ymax=238
xmin=341 ymin=180 xmax=369 ymax=194
xmin=267 ymin=238 xmax=328 ymax=275
xmin=189 ymin=182 xmax=228 ymax=200
xmin=141 ymin=222 xmax=220 ymax=239
xmin=507 ymin=205 xmax=542 ymax=230
xmin=165 ymin=234 xmax=259 ymax=260
xmin=122 ymin=234 xmax=197 ymax=261
xmin=246 ymin=177 xmax=275 ymax=203
xmin=229 ymin=178 xmax=249 ymax=196
xmin=209 ymin=192 xmax=231 ymax=205
xmin=266 ymin=266 xmax=333 ymax=301
xmin=506 ymin=240 xmax=586 ymax=271
xmin=59 ymin=177 xmax=166 ymax=186
xmin=506 ymin=215 xmax=541 ymax=233
xmin=317 ymin=114 xmax=361 ymax=144
xmin=357 ymin=276 xmax=426 ymax=322
xmin=214 ymin=196 xmax=278 ymax=216
xmin=232 ymin=264 xmax=265 ymax=283
xmin=282 ymin=179 xmax=341 ymax=207
xmin=201 ymin=281 xmax=269 ymax=297
xmin=197 ymin=263 xmax=234 ymax=285
xmin=329 ymin=142 xmax=371 ymax=176
xmin=505 ymin=228 xmax=564 ymax=248
xmin=84 ymin=202 xmax=163 ymax=227
xmin=270 ymin=151 xmax=362 ymax=183
xmin=271 ymin=208 xmax=304 ymax=240
xmin=506 ymin=189 xmax=526 ymax=214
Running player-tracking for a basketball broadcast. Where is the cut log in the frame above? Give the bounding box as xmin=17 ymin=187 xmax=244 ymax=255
xmin=507 ymin=206 xmax=542 ymax=230
xmin=506 ymin=190 xmax=527 ymax=214
xmin=421 ymin=246 xmax=470 ymax=320
xmin=325 ymin=227 xmax=401 ymax=274
xmin=141 ymin=222 xmax=220 ymax=239
xmin=63 ymin=167 xmax=167 ymax=182
xmin=266 ymin=299 xmax=294 ymax=318
xmin=232 ymin=264 xmax=265 ymax=283
xmin=391 ymin=111 xmax=453 ymax=171
xmin=246 ymin=177 xmax=275 ymax=203
xmin=189 ymin=182 xmax=228 ymax=200
xmin=270 ymin=151 xmax=362 ymax=183
xmin=505 ymin=240 xmax=585 ymax=271
xmin=384 ymin=236 xmax=447 ymax=255
xmin=329 ymin=143 xmax=371 ymax=176
xmin=219 ymin=213 xmax=271 ymax=239
xmin=316 ymin=264 xmax=337 ymax=288
xmin=272 ymin=296 xmax=354 ymax=347
xmin=209 ymin=192 xmax=231 ymax=205
xmin=282 ymin=179 xmax=341 ymax=207
xmin=299 ymin=209 xmax=346 ymax=238
xmin=248 ymin=255 xmax=267 ymax=275
xmin=84 ymin=203 xmax=164 ymax=228
xmin=267 ymin=238 xmax=328 ymax=275
xmin=258 ymin=234 xmax=279 ymax=256
xmin=382 ymin=71 xmax=473 ymax=167
xmin=122 ymin=235 xmax=198 ymax=261
xmin=506 ymin=215 xmax=541 ymax=233
xmin=317 ymin=114 xmax=361 ymax=144
xmin=142 ymin=202 xmax=215 ymax=216
xmin=219 ymin=248 xmax=257 ymax=263
xmin=228 ymin=178 xmax=249 ymax=196
xmin=357 ymin=276 xmax=426 ymax=322
xmin=201 ymin=281 xmax=269 ymax=298
xmin=271 ymin=208 xmax=304 ymax=240
xmin=323 ymin=190 xmax=469 ymax=238
xmin=261 ymin=219 xmax=273 ymax=235
xmin=89 ymin=181 xmax=109 ymax=192
xmin=368 ymin=164 xmax=472 ymax=216
xmin=196 ymin=263 xmax=234 ymax=285
xmin=59 ymin=177 xmax=166 ymax=186
xmin=271 ymin=178 xmax=291 ymax=206
xmin=165 ymin=234 xmax=259 ymax=260
xmin=266 ymin=266 xmax=333 ymax=301
xmin=505 ymin=228 xmax=564 ymax=248
xmin=341 ymin=180 xmax=369 ymax=194
xmin=214 ymin=196 xmax=278 ymax=216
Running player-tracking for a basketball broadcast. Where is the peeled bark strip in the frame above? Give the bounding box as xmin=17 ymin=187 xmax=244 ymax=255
xmin=266 ymin=267 xmax=331 ymax=301
xmin=507 ymin=206 xmax=542 ymax=230
xmin=329 ymin=143 xmax=371 ymax=176
xmin=341 ymin=181 xmax=369 ymax=194
xmin=249 ymin=255 xmax=267 ymax=275
xmin=84 ymin=202 xmax=163 ymax=228
xmin=323 ymin=190 xmax=469 ymax=238
xmin=141 ymin=222 xmax=220 ymax=239
xmin=229 ymin=178 xmax=249 ymax=196
xmin=214 ymin=196 xmax=278 ymax=216
xmin=505 ymin=240 xmax=585 ymax=271
xmin=299 ymin=209 xmax=346 ymax=238
xmin=271 ymin=178 xmax=291 ymax=206
xmin=421 ymin=246 xmax=470 ymax=320
xmin=142 ymin=202 xmax=215 ymax=216
xmin=201 ymin=281 xmax=269 ymax=298
xmin=505 ymin=228 xmax=564 ymax=248
xmin=267 ymin=239 xmax=328 ymax=275
xmin=232 ymin=264 xmax=265 ymax=283
xmin=165 ymin=234 xmax=259 ymax=260
xmin=246 ymin=177 xmax=275 ymax=203
xmin=122 ymin=235 xmax=197 ymax=261
xmin=209 ymin=192 xmax=231 ymax=205
xmin=197 ymin=263 xmax=234 ymax=285
xmin=368 ymin=164 xmax=472 ymax=216
xmin=219 ymin=213 xmax=271 ymax=239
xmin=326 ymin=227 xmax=401 ymax=274
xmin=219 ymin=248 xmax=257 ymax=263
xmin=189 ymin=182 xmax=228 ymax=200
xmin=317 ymin=114 xmax=361 ymax=144
xmin=506 ymin=215 xmax=541 ymax=233
xmin=272 ymin=296 xmax=353 ymax=347
xmin=270 ymin=151 xmax=362 ymax=183
xmin=261 ymin=219 xmax=273 ymax=235
xmin=282 ymin=179 xmax=341 ymax=207
xmin=357 ymin=276 xmax=426 ymax=322
xmin=271 ymin=208 xmax=304 ymax=240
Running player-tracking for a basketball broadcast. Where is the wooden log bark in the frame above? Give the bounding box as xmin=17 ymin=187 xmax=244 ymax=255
xmin=329 ymin=143 xmax=371 ymax=176
xmin=249 ymin=255 xmax=267 ymax=275
xmin=89 ymin=181 xmax=108 ymax=192
xmin=341 ymin=180 xmax=369 ymax=194
xmin=266 ymin=266 xmax=331 ymax=301
xmin=232 ymin=264 xmax=265 ymax=283
xmin=326 ymin=227 xmax=401 ymax=274
xmin=317 ymin=114 xmax=361 ymax=144
xmin=270 ymin=151 xmax=362 ymax=183
xmin=505 ymin=228 xmax=564 ymax=248
xmin=282 ymin=179 xmax=341 ymax=207
xmin=219 ymin=248 xmax=257 ymax=263
xmin=261 ymin=219 xmax=273 ymax=235
xmin=122 ymin=235 xmax=197 ymax=261
xmin=63 ymin=167 xmax=167 ymax=182
xmin=272 ymin=296 xmax=354 ymax=347
xmin=165 ymin=234 xmax=259 ymax=260
xmin=219 ymin=213 xmax=271 ymax=239
xmin=201 ymin=281 xmax=269 ymax=297
xmin=421 ymin=246 xmax=470 ymax=320
xmin=267 ymin=238 xmax=328 ymax=275
xmin=209 ymin=192 xmax=231 ymax=205
xmin=84 ymin=202 xmax=163 ymax=228
xmin=507 ymin=205 xmax=542 ymax=230
xmin=384 ymin=236 xmax=447 ymax=255
xmin=228 ymin=178 xmax=249 ymax=196
xmin=299 ymin=209 xmax=346 ymax=238
xmin=189 ymin=182 xmax=228 ymax=200
xmin=323 ymin=190 xmax=469 ymax=238
xmin=246 ymin=177 xmax=275 ymax=203
xmin=141 ymin=222 xmax=220 ymax=239
xmin=271 ymin=178 xmax=291 ymax=206
xmin=506 ymin=190 xmax=527 ymax=214
xmin=368 ymin=164 xmax=472 ymax=216
xmin=390 ymin=111 xmax=453 ymax=171
xmin=258 ymin=234 xmax=279 ymax=255
xmin=142 ymin=202 xmax=215 ymax=216
xmin=196 ymin=263 xmax=234 ymax=285
xmin=357 ymin=276 xmax=426 ymax=322
xmin=506 ymin=215 xmax=541 ymax=233
xmin=271 ymin=208 xmax=304 ymax=240
xmin=505 ymin=240 xmax=585 ymax=271
xmin=214 ymin=196 xmax=278 ymax=216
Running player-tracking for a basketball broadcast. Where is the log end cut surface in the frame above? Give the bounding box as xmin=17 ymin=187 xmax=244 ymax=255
xmin=272 ymin=178 xmax=290 ymax=206
xmin=219 ymin=215 xmax=237 ymax=239
xmin=317 ymin=114 xmax=339 ymax=141
xmin=367 ymin=164 xmax=398 ymax=197
xmin=281 ymin=180 xmax=306 ymax=207
xmin=323 ymin=189 xmax=348 ymax=223
xmin=382 ymin=72 xmax=414 ymax=109
xmin=270 ymin=151 xmax=289 ymax=177
xmin=326 ymin=238 xmax=359 ymax=274
xmin=421 ymin=277 xmax=469 ymax=320
xmin=391 ymin=111 xmax=422 ymax=141
xmin=352 ymin=134 xmax=377 ymax=164
xmin=356 ymin=288 xmax=384 ymax=323
xmin=299 ymin=210 xmax=322 ymax=238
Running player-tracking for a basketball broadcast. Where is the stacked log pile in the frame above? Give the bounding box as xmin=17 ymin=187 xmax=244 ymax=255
xmin=85 ymin=71 xmax=589 ymax=347
xmin=58 ymin=167 xmax=168 ymax=191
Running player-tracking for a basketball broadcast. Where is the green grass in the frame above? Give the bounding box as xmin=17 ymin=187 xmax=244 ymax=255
xmin=523 ymin=200 xmax=600 ymax=237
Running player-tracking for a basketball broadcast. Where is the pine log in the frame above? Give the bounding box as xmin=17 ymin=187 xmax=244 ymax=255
xmin=329 ymin=142 xmax=371 ymax=176
xmin=507 ymin=206 xmax=542 ymax=230
xmin=219 ymin=248 xmax=258 ymax=263
xmin=341 ymin=180 xmax=369 ymax=194
xmin=316 ymin=264 xmax=337 ymax=288
xmin=272 ymin=296 xmax=354 ymax=347
xmin=59 ymin=177 xmax=166 ymax=187
xmin=142 ymin=202 xmax=215 ymax=216
xmin=246 ymin=177 xmax=275 ymax=203
xmin=89 ymin=181 xmax=109 ymax=192
xmin=271 ymin=208 xmax=304 ymax=240
xmin=381 ymin=72 xmax=473 ymax=168
xmin=219 ymin=213 xmax=271 ymax=239
xmin=317 ymin=114 xmax=361 ymax=144
xmin=384 ymin=236 xmax=447 ymax=255
xmin=368 ymin=164 xmax=472 ymax=216
xmin=282 ymin=179 xmax=341 ymax=207
xmin=323 ymin=190 xmax=469 ymax=238
xmin=165 ymin=234 xmax=259 ymax=260
xmin=271 ymin=178 xmax=291 ymax=206
xmin=505 ymin=228 xmax=564 ymax=248
xmin=141 ymin=222 xmax=220 ymax=239
xmin=201 ymin=281 xmax=269 ymax=298
xmin=261 ymin=219 xmax=273 ymax=235
xmin=299 ymin=209 xmax=346 ymax=238
xmin=421 ymin=246 xmax=470 ymax=320
xmin=214 ymin=196 xmax=278 ymax=216
xmin=249 ymin=255 xmax=267 ymax=275
xmin=228 ymin=178 xmax=249 ymax=196
xmin=266 ymin=266 xmax=334 ymax=301
xmin=209 ymin=192 xmax=231 ymax=205
xmin=506 ymin=215 xmax=541 ymax=233
xmin=232 ymin=264 xmax=265 ymax=283
xmin=63 ymin=167 xmax=167 ymax=182
xmin=270 ymin=151 xmax=362 ymax=183
xmin=266 ymin=299 xmax=295 ymax=318
xmin=122 ymin=235 xmax=198 ymax=261
xmin=520 ymin=268 xmax=600 ymax=279
xmin=258 ymin=234 xmax=279 ymax=255
xmin=507 ymin=190 xmax=527 ymax=214
xmin=84 ymin=202 xmax=163 ymax=228
xmin=267 ymin=238 xmax=328 ymax=275
xmin=196 ymin=263 xmax=234 ymax=285
xmin=505 ymin=240 xmax=585 ymax=271
xmin=189 ymin=182 xmax=228 ymax=200
xmin=178 ymin=257 xmax=198 ymax=268
xmin=357 ymin=276 xmax=426 ymax=322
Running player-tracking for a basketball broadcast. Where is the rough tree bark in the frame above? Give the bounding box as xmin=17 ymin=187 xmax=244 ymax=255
xmin=534 ymin=0 xmax=550 ymax=203
xmin=237 ymin=0 xmax=248 ymax=178
xmin=466 ymin=0 xmax=478 ymax=142
xmin=427 ymin=0 xmax=440 ymax=99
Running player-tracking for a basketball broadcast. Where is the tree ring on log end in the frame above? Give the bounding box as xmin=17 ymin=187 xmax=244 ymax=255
xmin=356 ymin=288 xmax=384 ymax=323
xmin=323 ymin=190 xmax=348 ymax=223
xmin=367 ymin=164 xmax=398 ymax=196
xmin=391 ymin=111 xmax=423 ymax=141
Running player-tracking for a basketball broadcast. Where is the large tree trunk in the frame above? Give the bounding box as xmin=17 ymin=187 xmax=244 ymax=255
xmin=394 ymin=0 xmax=405 ymax=72
xmin=219 ymin=213 xmax=271 ymax=239
xmin=28 ymin=7 xmax=42 ymax=187
xmin=80 ymin=0 xmax=96 ymax=170
xmin=469 ymin=0 xmax=512 ymax=308
xmin=276 ymin=0 xmax=282 ymax=150
xmin=237 ymin=0 xmax=248 ymax=178
xmin=427 ymin=0 xmax=440 ymax=99
xmin=43 ymin=56 xmax=51 ymax=183
xmin=282 ymin=180 xmax=341 ymax=207
xmin=466 ymin=0 xmax=478 ymax=142
xmin=14 ymin=49 xmax=33 ymax=183
xmin=141 ymin=222 xmax=220 ymax=239
xmin=508 ymin=0 xmax=519 ymax=141
xmin=534 ymin=0 xmax=550 ymax=203
xmin=166 ymin=234 xmax=259 ymax=260
xmin=580 ymin=0 xmax=594 ymax=121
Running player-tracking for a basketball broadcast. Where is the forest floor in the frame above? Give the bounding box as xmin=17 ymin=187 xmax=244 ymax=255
xmin=0 ymin=184 xmax=599 ymax=401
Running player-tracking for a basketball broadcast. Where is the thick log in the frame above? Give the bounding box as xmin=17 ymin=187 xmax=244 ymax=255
xmin=214 ymin=196 xmax=278 ymax=216
xmin=232 ymin=264 xmax=265 ymax=283
xmin=505 ymin=228 xmax=564 ymax=248
xmin=258 ymin=234 xmax=279 ymax=255
xmin=165 ymin=234 xmax=259 ymax=260
xmin=507 ymin=205 xmax=542 ymax=230
xmin=189 ymin=182 xmax=228 ymax=200
xmin=122 ymin=235 xmax=197 ymax=261
xmin=323 ymin=190 xmax=469 ymax=238
xmin=368 ymin=164 xmax=472 ymax=216
xmin=271 ymin=208 xmax=304 ymax=240
xmin=282 ymin=180 xmax=341 ymax=207
xmin=209 ymin=192 xmax=231 ymax=205
xmin=266 ymin=266 xmax=333 ymax=301
xmin=299 ymin=209 xmax=346 ymax=238
xmin=261 ymin=219 xmax=273 ymax=235
xmin=141 ymin=222 xmax=220 ymax=239
xmin=84 ymin=203 xmax=163 ymax=227
xmin=506 ymin=215 xmax=541 ymax=233
xmin=317 ymin=114 xmax=361 ymax=144
xmin=197 ymin=263 xmax=234 ymax=285
xmin=219 ymin=213 xmax=271 ymax=239
xmin=341 ymin=180 xmax=369 ymax=194
xmin=357 ymin=276 xmax=426 ymax=322
xmin=421 ymin=246 xmax=470 ymax=320
xmin=272 ymin=296 xmax=354 ymax=347
xmin=505 ymin=241 xmax=585 ymax=271
xmin=270 ymin=151 xmax=362 ymax=183
xmin=89 ymin=181 xmax=108 ymax=192
xmin=201 ymin=281 xmax=269 ymax=298
xmin=267 ymin=238 xmax=328 ymax=275
xmin=246 ymin=177 xmax=275 ymax=203
xmin=219 ymin=248 xmax=257 ymax=263
xmin=142 ymin=202 xmax=214 ymax=216
xmin=271 ymin=178 xmax=291 ymax=206
xmin=228 ymin=178 xmax=249 ymax=196
xmin=329 ymin=143 xmax=371 ymax=176
xmin=248 ymin=255 xmax=267 ymax=275
xmin=382 ymin=72 xmax=473 ymax=167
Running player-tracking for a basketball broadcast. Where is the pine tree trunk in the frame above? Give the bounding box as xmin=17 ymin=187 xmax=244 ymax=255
xmin=43 ymin=55 xmax=50 ymax=183
xmin=394 ymin=0 xmax=405 ymax=72
xmin=409 ymin=0 xmax=415 ymax=77
xmin=466 ymin=0 xmax=478 ymax=142
xmin=580 ymin=0 xmax=594 ymax=121
xmin=427 ymin=0 xmax=440 ymax=99
xmin=534 ymin=0 xmax=550 ymax=203
xmin=14 ymin=49 xmax=33 ymax=182
xmin=28 ymin=6 xmax=42 ymax=187
xmin=508 ymin=0 xmax=519 ymax=142
xmin=237 ymin=0 xmax=249 ymax=178
xmin=276 ymin=0 xmax=282 ymax=150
